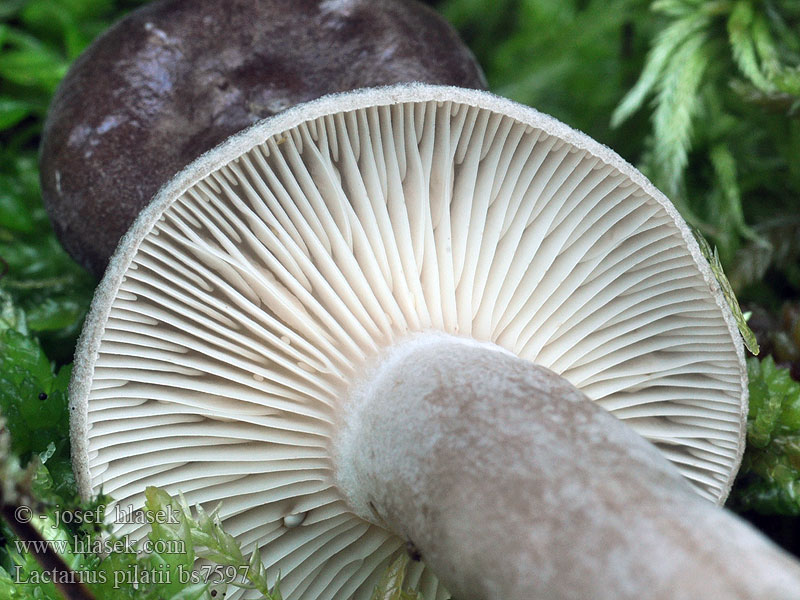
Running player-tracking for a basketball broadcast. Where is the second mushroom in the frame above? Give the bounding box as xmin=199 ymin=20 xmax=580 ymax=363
xmin=70 ymin=85 xmax=800 ymax=599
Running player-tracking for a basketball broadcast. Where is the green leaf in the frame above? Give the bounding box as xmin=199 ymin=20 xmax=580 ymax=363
xmin=59 ymin=0 xmax=115 ymax=22
xmin=0 ymin=293 xmax=76 ymax=505
xmin=0 ymin=235 xmax=94 ymax=357
xmin=0 ymin=157 xmax=42 ymax=234
xmin=0 ymin=49 xmax=68 ymax=92
xmin=0 ymin=97 xmax=33 ymax=130
xmin=651 ymin=0 xmax=700 ymax=18
xmin=370 ymin=553 xmax=423 ymax=600
xmin=18 ymin=0 xmax=93 ymax=60
xmin=650 ymin=29 xmax=712 ymax=196
xmin=0 ymin=150 xmax=94 ymax=350
xmin=692 ymin=228 xmax=759 ymax=354
xmin=0 ymin=1 xmax=25 ymax=20
xmin=612 ymin=10 xmax=709 ymax=127
xmin=0 ymin=323 xmax=71 ymax=458
xmin=167 ymin=583 xmax=211 ymax=600
xmin=732 ymin=356 xmax=800 ymax=515
xmin=708 ymin=143 xmax=763 ymax=245
xmin=728 ymin=0 xmax=775 ymax=92
xmin=773 ymin=65 xmax=800 ymax=97
xmin=0 ymin=289 xmax=28 ymax=334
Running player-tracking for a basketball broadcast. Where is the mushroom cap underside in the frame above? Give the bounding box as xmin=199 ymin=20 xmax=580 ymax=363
xmin=70 ymin=84 xmax=748 ymax=600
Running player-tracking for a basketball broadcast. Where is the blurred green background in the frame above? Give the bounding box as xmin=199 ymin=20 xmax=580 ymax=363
xmin=1 ymin=0 xmax=800 ymax=579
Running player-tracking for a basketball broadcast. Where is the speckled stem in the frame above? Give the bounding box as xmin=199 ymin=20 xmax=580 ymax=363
xmin=334 ymin=333 xmax=800 ymax=599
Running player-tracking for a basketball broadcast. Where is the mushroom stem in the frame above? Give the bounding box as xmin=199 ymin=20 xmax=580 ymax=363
xmin=335 ymin=333 xmax=800 ymax=600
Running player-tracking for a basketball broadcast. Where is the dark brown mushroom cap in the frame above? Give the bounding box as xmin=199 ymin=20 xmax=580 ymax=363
xmin=40 ymin=0 xmax=486 ymax=278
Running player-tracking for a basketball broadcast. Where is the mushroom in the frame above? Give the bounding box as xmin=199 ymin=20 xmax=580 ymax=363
xmin=70 ymin=84 xmax=800 ymax=599
xmin=39 ymin=0 xmax=486 ymax=278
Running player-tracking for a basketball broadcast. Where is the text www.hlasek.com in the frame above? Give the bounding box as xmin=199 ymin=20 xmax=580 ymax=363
xmin=14 ymin=535 xmax=184 ymax=558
